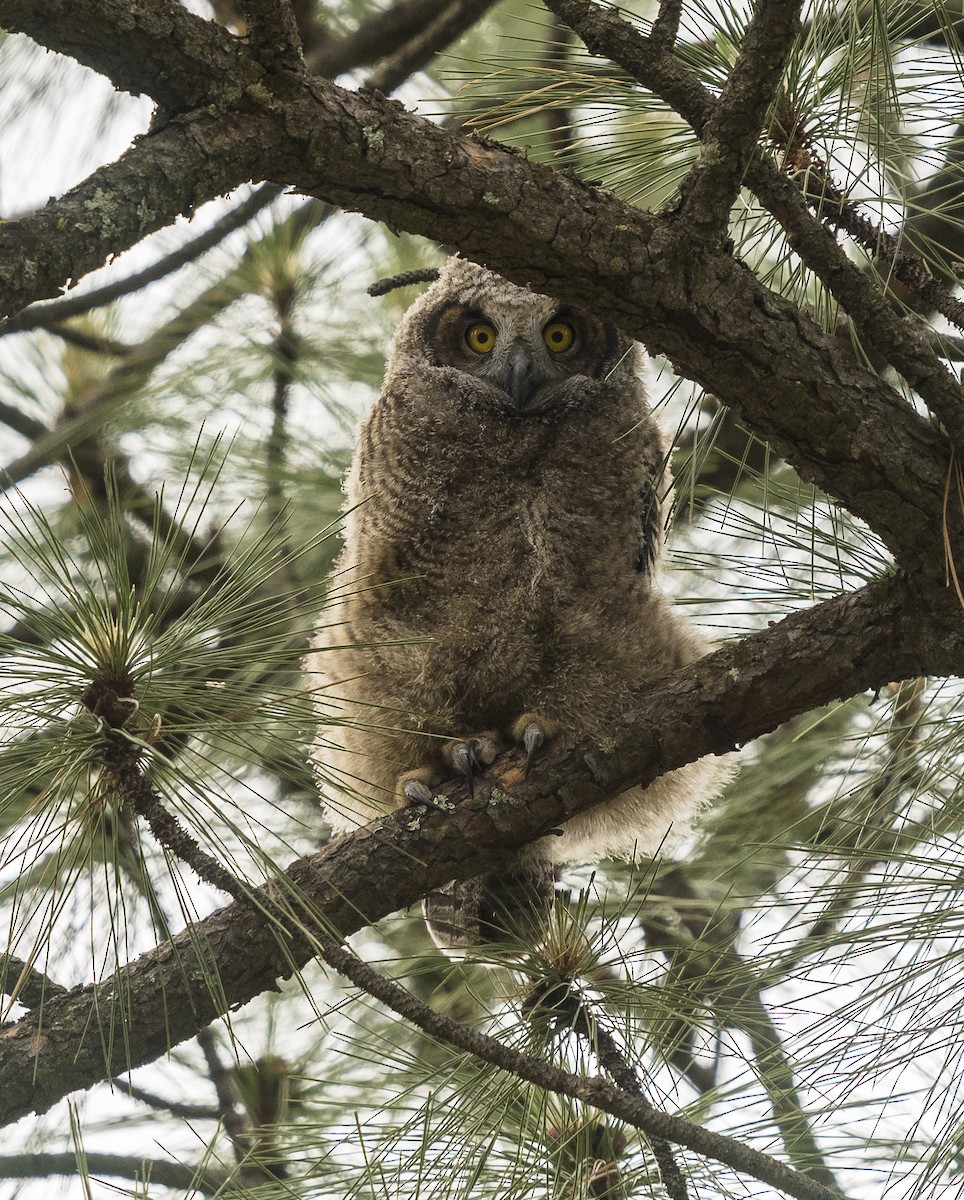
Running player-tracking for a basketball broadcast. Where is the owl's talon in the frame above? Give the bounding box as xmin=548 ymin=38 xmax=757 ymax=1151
xmin=522 ymin=722 xmax=544 ymax=774
xmin=403 ymin=778 xmax=449 ymax=810
xmin=450 ymin=742 xmax=477 ymax=797
xmin=510 ymin=713 xmax=561 ymax=776
xmin=445 ymin=733 xmax=501 ymax=798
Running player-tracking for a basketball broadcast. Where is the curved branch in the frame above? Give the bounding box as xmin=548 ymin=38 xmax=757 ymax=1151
xmin=0 ymin=574 xmax=955 ymax=1130
xmin=0 ymin=36 xmax=956 ymax=568
xmin=0 ymin=184 xmax=281 ymax=338
xmin=0 ymin=0 xmax=260 ymax=109
xmin=0 ymin=110 xmax=264 ymax=319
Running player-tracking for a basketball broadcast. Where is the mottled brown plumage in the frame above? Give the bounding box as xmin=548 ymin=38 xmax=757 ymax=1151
xmin=308 ymin=259 xmax=730 ymax=947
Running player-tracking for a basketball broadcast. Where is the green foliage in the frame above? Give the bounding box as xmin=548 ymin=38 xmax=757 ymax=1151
xmin=3 ymin=1 xmax=964 ymax=1198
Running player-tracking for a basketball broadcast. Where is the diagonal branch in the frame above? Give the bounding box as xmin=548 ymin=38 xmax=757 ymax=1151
xmin=0 ymin=0 xmax=261 ymax=109
xmin=310 ymin=916 xmax=841 ymax=1200
xmin=676 ymin=0 xmax=803 ymax=238
xmin=542 ymin=0 xmax=964 ymax=452
xmin=0 ymin=574 xmax=955 ymax=1130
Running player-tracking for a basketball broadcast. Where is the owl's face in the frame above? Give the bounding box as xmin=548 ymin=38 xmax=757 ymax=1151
xmin=397 ymin=261 xmax=634 ymax=416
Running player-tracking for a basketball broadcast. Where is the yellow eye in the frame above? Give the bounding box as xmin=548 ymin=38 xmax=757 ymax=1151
xmin=465 ymin=322 xmax=497 ymax=354
xmin=543 ymin=321 xmax=575 ymax=353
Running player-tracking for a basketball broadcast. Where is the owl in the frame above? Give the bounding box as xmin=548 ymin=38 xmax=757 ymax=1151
xmin=308 ymin=258 xmax=731 ymax=948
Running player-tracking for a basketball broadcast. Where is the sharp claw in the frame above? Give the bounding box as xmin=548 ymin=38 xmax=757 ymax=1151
xmin=403 ymin=779 xmax=450 ymax=811
xmin=450 ymin=742 xmax=476 ymax=798
xmin=522 ymin=722 xmax=544 ymax=775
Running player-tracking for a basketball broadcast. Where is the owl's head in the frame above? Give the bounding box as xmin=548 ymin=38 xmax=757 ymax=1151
xmin=390 ymin=260 xmax=640 ymax=416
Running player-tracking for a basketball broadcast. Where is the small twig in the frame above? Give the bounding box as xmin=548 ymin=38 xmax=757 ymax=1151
xmin=0 ymin=955 xmax=67 ymax=1011
xmin=264 ymin=288 xmax=300 ymax=588
xmin=768 ymin=119 xmax=964 ymax=333
xmin=0 ymin=185 xmax=281 ymax=339
xmin=368 ymin=267 xmax=441 ymax=296
xmin=236 ymin=0 xmax=304 ymax=73
xmin=196 ymin=1027 xmax=265 ymax=1173
xmin=307 ymin=0 xmax=439 ymax=75
xmin=527 ymin=981 xmax=689 ymax=1200
xmin=110 ymin=755 xmax=249 ymax=903
xmin=110 ymin=1077 xmax=221 ymax=1121
xmin=677 ymin=0 xmax=804 ymax=239
xmin=542 ymin=16 xmax=577 ymax=158
xmin=650 ymin=0 xmax=683 ymax=49
xmin=0 ymin=1152 xmax=231 ymax=1195
xmin=45 ymin=325 xmax=130 ymax=356
xmin=639 ymin=871 xmax=845 ymax=1192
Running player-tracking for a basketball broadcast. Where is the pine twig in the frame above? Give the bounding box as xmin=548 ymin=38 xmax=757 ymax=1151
xmin=111 ymin=741 xmax=845 ymax=1200
xmin=526 ymin=980 xmax=688 ymax=1200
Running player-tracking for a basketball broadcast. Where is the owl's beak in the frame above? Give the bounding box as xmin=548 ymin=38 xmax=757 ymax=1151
xmin=506 ymin=345 xmax=535 ymax=409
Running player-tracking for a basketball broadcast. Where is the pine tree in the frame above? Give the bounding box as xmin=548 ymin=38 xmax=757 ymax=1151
xmin=1 ymin=1 xmax=964 ymax=1196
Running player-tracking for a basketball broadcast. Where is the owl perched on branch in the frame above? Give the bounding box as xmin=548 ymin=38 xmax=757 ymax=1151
xmin=308 ymin=259 xmax=731 ymax=949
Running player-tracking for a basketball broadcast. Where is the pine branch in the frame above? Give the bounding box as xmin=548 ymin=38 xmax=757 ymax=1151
xmin=0 ymin=574 xmax=951 ymax=1131
xmin=0 ymin=1152 xmax=232 ymax=1195
xmin=677 ymin=0 xmax=803 ymax=238
xmin=0 ymin=54 xmax=954 ymax=572
xmin=526 ymin=981 xmax=689 ymax=1200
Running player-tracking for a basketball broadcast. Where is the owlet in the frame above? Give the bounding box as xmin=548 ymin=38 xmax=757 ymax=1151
xmin=307 ymin=259 xmax=731 ymax=949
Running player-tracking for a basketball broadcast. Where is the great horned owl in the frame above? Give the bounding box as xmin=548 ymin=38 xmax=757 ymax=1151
xmin=308 ymin=259 xmax=730 ymax=948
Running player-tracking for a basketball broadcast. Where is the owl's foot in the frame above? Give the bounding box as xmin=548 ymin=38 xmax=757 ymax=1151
xmin=444 ymin=731 xmax=501 ymax=798
xmin=398 ymin=768 xmax=455 ymax=812
xmin=510 ymin=713 xmax=561 ymax=775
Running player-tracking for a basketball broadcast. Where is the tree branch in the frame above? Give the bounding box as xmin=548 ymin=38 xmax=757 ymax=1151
xmin=0 ymin=9 xmax=959 ymax=569
xmin=0 ymin=574 xmax=955 ymax=1130
xmin=0 ymin=184 xmax=281 ymax=339
xmin=542 ymin=0 xmax=964 ymax=451
xmin=308 ymin=924 xmax=840 ymax=1200
xmin=0 ymin=0 xmax=260 ymax=109
xmin=676 ymin=0 xmax=803 ymax=238
xmin=236 ymin=0 xmax=303 ymax=74
xmin=0 ymin=110 xmax=264 ymax=319
xmin=0 ymin=1152 xmax=231 ymax=1195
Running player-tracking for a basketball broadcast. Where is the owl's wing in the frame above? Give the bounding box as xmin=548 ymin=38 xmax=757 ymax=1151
xmin=635 ymin=483 xmax=664 ymax=574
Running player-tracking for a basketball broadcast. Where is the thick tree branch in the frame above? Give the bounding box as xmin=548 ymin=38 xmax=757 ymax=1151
xmin=0 ymin=574 xmax=957 ymax=1129
xmin=0 ymin=12 xmax=959 ymax=570
xmin=542 ymin=0 xmax=964 ymax=451
xmin=0 ymin=0 xmax=260 ymax=109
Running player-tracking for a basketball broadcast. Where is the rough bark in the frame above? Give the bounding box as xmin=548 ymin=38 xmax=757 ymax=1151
xmin=1 ymin=574 xmax=958 ymax=1129
xmin=1 ymin=0 xmax=964 ymax=1153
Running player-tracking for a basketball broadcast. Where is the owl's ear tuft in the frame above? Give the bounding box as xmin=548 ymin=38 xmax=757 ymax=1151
xmin=368 ymin=268 xmax=441 ymax=297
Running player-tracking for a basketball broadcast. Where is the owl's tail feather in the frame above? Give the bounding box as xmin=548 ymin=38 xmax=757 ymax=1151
xmin=422 ymin=858 xmax=557 ymax=952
